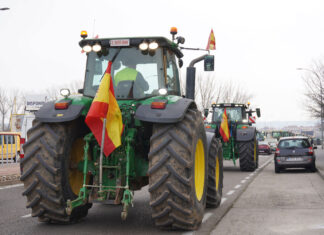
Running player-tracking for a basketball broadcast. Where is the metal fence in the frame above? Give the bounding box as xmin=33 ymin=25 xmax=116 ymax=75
xmin=0 ymin=133 xmax=21 ymax=166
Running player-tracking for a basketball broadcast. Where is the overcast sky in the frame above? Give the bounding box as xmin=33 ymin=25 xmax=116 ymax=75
xmin=0 ymin=0 xmax=324 ymax=122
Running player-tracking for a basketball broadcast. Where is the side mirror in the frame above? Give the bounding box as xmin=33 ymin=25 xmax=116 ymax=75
xmin=178 ymin=59 xmax=183 ymax=68
xmin=204 ymin=55 xmax=214 ymax=71
xmin=204 ymin=109 xmax=209 ymax=118
xmin=256 ymin=108 xmax=261 ymax=117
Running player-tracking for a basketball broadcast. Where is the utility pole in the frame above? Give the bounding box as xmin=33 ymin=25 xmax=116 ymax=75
xmin=297 ymin=67 xmax=324 ymax=149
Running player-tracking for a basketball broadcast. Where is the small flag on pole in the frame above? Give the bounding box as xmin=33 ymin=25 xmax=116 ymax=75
xmin=206 ymin=29 xmax=216 ymax=50
xmin=85 ymin=61 xmax=123 ymax=157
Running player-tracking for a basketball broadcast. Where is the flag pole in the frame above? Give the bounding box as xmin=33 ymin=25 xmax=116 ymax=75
xmin=99 ymin=118 xmax=106 ymax=192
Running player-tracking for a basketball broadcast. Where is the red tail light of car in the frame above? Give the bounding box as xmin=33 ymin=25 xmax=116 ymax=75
xmin=275 ymin=148 xmax=280 ymax=157
xmin=308 ymin=147 xmax=314 ymax=156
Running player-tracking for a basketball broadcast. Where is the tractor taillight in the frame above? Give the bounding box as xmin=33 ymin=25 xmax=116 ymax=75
xmin=151 ymin=100 xmax=167 ymax=109
xmin=55 ymin=102 xmax=70 ymax=110
xmin=19 ymin=153 xmax=24 ymax=159
xmin=20 ymin=138 xmax=25 ymax=144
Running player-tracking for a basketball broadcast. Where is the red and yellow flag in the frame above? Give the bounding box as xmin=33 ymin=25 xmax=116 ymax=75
xmin=85 ymin=61 xmax=123 ymax=157
xmin=206 ymin=29 xmax=216 ymax=50
xmin=219 ymin=108 xmax=230 ymax=142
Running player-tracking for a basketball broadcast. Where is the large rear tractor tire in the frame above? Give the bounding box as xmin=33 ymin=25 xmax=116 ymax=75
xmin=20 ymin=120 xmax=91 ymax=223
xmin=148 ymin=108 xmax=207 ymax=230
xmin=206 ymin=136 xmax=223 ymax=208
xmin=238 ymin=136 xmax=258 ymax=172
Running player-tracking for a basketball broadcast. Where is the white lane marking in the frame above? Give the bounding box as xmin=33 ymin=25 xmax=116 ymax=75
xmin=202 ymin=212 xmax=213 ymax=223
xmin=0 ymin=183 xmax=23 ymax=190
xmin=245 ymin=176 xmax=250 ymax=180
xmin=182 ymin=232 xmax=193 ymax=235
xmin=241 ymin=180 xmax=246 ymax=184
xmin=234 ymin=184 xmax=241 ymax=189
xmin=21 ymin=214 xmax=31 ymax=218
xmin=226 ymin=190 xmax=235 ymax=196
xmin=221 ymin=197 xmax=227 ymax=205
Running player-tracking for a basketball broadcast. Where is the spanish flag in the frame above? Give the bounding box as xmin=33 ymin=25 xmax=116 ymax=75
xmin=206 ymin=29 xmax=216 ymax=50
xmin=219 ymin=108 xmax=230 ymax=142
xmin=85 ymin=61 xmax=123 ymax=157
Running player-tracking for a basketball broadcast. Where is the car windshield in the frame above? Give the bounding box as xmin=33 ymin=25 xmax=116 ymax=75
xmin=83 ymin=48 xmax=165 ymax=99
xmin=212 ymin=107 xmax=243 ymax=122
xmin=278 ymin=139 xmax=310 ymax=149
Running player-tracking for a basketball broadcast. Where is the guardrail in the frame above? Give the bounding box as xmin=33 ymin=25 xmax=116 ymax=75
xmin=0 ymin=134 xmax=21 ymax=166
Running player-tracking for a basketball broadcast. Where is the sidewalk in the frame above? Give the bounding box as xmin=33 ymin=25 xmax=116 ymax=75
xmin=0 ymin=163 xmax=21 ymax=186
xmin=315 ymin=146 xmax=324 ymax=180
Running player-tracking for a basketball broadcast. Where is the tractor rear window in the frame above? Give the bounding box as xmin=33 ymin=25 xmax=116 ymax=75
xmin=212 ymin=107 xmax=243 ymax=123
xmin=83 ymin=48 xmax=165 ymax=99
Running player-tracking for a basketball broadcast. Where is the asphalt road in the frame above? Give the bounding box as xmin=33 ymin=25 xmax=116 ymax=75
xmin=0 ymin=155 xmax=272 ymax=235
xmin=211 ymin=158 xmax=324 ymax=235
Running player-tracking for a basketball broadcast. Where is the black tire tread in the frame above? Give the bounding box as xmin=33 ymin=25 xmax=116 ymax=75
xmin=239 ymin=139 xmax=257 ymax=172
xmin=148 ymin=108 xmax=207 ymax=230
xmin=21 ymin=120 xmax=89 ymax=223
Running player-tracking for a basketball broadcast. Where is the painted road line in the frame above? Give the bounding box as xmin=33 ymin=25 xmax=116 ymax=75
xmin=202 ymin=212 xmax=213 ymax=223
xmin=226 ymin=190 xmax=235 ymax=196
xmin=245 ymin=176 xmax=250 ymax=180
xmin=241 ymin=180 xmax=246 ymax=184
xmin=21 ymin=214 xmax=31 ymax=218
xmin=221 ymin=197 xmax=227 ymax=205
xmin=0 ymin=183 xmax=23 ymax=190
xmin=234 ymin=184 xmax=241 ymax=189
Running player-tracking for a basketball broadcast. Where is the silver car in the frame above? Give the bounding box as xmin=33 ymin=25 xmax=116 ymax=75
xmin=274 ymin=136 xmax=316 ymax=173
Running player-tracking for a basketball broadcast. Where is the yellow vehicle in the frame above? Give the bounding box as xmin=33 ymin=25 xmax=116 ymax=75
xmin=0 ymin=132 xmax=21 ymax=161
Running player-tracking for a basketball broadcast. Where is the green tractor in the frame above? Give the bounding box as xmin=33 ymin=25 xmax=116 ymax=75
xmin=20 ymin=29 xmax=223 ymax=230
xmin=205 ymin=103 xmax=261 ymax=171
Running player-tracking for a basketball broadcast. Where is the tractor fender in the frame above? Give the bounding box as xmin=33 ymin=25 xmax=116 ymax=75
xmin=35 ymin=101 xmax=84 ymax=123
xmin=135 ymin=98 xmax=195 ymax=123
xmin=236 ymin=126 xmax=256 ymax=142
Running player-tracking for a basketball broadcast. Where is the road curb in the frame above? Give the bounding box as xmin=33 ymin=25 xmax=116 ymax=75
xmin=0 ymin=174 xmax=21 ymax=186
xmin=316 ymin=168 xmax=324 ymax=181
xmin=195 ymin=158 xmax=273 ymax=235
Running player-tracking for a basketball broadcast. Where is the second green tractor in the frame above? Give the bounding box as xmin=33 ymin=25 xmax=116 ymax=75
xmin=205 ymin=103 xmax=261 ymax=171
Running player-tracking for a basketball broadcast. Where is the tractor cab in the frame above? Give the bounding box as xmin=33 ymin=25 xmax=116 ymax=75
xmin=210 ymin=103 xmax=260 ymax=126
xmin=79 ymin=36 xmax=183 ymax=100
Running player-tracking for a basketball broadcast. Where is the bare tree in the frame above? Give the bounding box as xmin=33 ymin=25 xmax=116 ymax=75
xmin=221 ymin=81 xmax=253 ymax=104
xmin=0 ymin=87 xmax=9 ymax=130
xmin=302 ymin=60 xmax=324 ymax=118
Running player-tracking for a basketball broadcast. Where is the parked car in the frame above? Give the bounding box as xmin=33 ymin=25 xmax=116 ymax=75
xmin=258 ymin=141 xmax=271 ymax=154
xmin=274 ymin=136 xmax=316 ymax=173
xmin=268 ymin=141 xmax=277 ymax=152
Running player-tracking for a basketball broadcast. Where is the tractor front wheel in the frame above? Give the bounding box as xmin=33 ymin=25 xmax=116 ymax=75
xmin=20 ymin=120 xmax=91 ymax=223
xmin=148 ymin=108 xmax=207 ymax=230
xmin=206 ymin=136 xmax=223 ymax=208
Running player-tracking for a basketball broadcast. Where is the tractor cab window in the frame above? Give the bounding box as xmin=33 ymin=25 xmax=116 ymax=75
xmin=165 ymin=50 xmax=181 ymax=95
xmin=83 ymin=48 xmax=165 ymax=99
xmin=212 ymin=107 xmax=243 ymax=123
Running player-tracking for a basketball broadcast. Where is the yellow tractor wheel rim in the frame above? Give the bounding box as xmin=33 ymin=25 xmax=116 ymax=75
xmin=69 ymin=138 xmax=89 ymax=195
xmin=215 ymin=155 xmax=220 ymax=191
xmin=194 ymin=139 xmax=205 ymax=201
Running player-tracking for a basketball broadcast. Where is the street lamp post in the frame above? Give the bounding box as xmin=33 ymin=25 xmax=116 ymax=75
xmin=297 ymin=67 xmax=324 ymax=149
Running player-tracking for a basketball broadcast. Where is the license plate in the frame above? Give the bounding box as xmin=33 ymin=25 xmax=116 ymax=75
xmin=286 ymin=157 xmax=303 ymax=161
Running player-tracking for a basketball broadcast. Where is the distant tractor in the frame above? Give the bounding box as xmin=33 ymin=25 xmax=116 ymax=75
xmin=205 ymin=103 xmax=261 ymax=171
xmin=20 ymin=28 xmax=223 ymax=230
